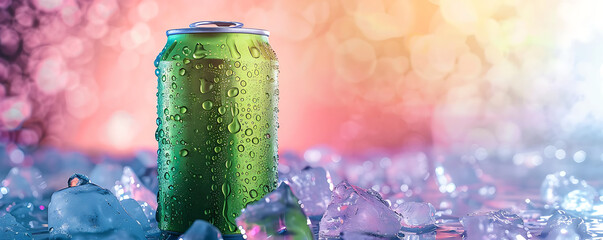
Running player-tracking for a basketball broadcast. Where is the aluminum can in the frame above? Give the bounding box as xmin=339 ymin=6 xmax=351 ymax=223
xmin=154 ymin=21 xmax=279 ymax=235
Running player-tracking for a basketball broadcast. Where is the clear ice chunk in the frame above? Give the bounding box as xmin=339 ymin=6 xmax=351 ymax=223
xmin=179 ymin=219 xmax=223 ymax=240
xmin=48 ymin=182 xmax=145 ymax=239
xmin=113 ymin=166 xmax=158 ymax=209
xmin=540 ymin=210 xmax=591 ymax=239
xmin=120 ymin=198 xmax=151 ymax=231
xmin=541 ymin=171 xmax=596 ymax=212
xmin=319 ymin=181 xmax=401 ymax=238
xmin=129 ymin=150 xmax=159 ymax=193
xmin=285 ymin=166 xmax=333 ymax=217
xmin=236 ymin=183 xmax=313 ymax=240
xmin=460 ymin=210 xmax=529 ymax=240
xmin=6 ymin=201 xmax=46 ymax=229
xmin=394 ymin=202 xmax=436 ymax=234
xmin=68 ymin=173 xmax=90 ymax=187
xmin=0 ymin=167 xmax=47 ymax=201
xmin=0 ymin=211 xmax=33 ymax=239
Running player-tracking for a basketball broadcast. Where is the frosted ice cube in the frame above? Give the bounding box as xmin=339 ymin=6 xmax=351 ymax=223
xmin=394 ymin=202 xmax=436 ymax=234
xmin=286 ymin=166 xmax=333 ymax=217
xmin=48 ymin=183 xmax=145 ymax=239
xmin=540 ymin=210 xmax=591 ymax=239
xmin=179 ymin=219 xmax=223 ymax=240
xmin=113 ymin=166 xmax=157 ymax=209
xmin=460 ymin=210 xmax=529 ymax=240
xmin=0 ymin=167 xmax=47 ymax=201
xmin=0 ymin=211 xmax=33 ymax=239
xmin=541 ymin=171 xmax=596 ymax=212
xmin=319 ymin=181 xmax=401 ymax=238
xmin=236 ymin=183 xmax=313 ymax=240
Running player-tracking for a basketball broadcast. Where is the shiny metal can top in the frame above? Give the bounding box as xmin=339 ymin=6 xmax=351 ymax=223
xmin=166 ymin=21 xmax=270 ymax=36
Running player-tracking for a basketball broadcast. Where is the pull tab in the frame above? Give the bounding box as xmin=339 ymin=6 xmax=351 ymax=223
xmin=189 ymin=21 xmax=244 ymax=28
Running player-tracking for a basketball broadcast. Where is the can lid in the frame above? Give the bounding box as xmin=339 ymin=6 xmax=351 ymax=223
xmin=166 ymin=21 xmax=270 ymax=36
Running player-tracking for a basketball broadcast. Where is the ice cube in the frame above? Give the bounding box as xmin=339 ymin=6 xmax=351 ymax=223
xmin=460 ymin=210 xmax=529 ymax=240
xmin=541 ymin=171 xmax=596 ymax=212
xmin=403 ymin=232 xmax=436 ymax=240
xmin=48 ymin=182 xmax=145 ymax=239
xmin=114 ymin=166 xmax=158 ymax=209
xmin=129 ymin=150 xmax=159 ymax=193
xmin=0 ymin=211 xmax=33 ymax=240
xmin=89 ymin=163 xmax=123 ymax=191
xmin=394 ymin=202 xmax=436 ymax=234
xmin=236 ymin=183 xmax=313 ymax=240
xmin=0 ymin=167 xmax=47 ymax=201
xmin=6 ymin=201 xmax=47 ymax=229
xmin=339 ymin=231 xmax=402 ymax=240
xmin=68 ymin=173 xmax=89 ymax=187
xmin=179 ymin=219 xmax=223 ymax=240
xmin=540 ymin=210 xmax=591 ymax=239
xmin=120 ymin=198 xmax=151 ymax=231
xmin=303 ymin=146 xmax=345 ymax=185
xmin=285 ymin=166 xmax=333 ymax=217
xmin=319 ymin=181 xmax=401 ymax=238
xmin=279 ymin=150 xmax=309 ymax=174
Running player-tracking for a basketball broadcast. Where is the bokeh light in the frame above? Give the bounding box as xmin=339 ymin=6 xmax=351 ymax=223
xmin=0 ymin=0 xmax=600 ymax=163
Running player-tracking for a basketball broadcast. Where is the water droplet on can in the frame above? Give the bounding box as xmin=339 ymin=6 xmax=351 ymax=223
xmin=202 ymin=101 xmax=213 ymax=110
xmin=227 ymin=87 xmax=239 ymax=97
xmin=180 ymin=149 xmax=189 ymax=157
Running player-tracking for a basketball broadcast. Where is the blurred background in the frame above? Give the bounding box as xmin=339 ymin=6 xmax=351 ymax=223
xmin=1 ymin=0 xmax=603 ymax=175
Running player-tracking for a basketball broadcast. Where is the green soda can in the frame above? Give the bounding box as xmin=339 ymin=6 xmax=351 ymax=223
xmin=154 ymin=21 xmax=279 ymax=236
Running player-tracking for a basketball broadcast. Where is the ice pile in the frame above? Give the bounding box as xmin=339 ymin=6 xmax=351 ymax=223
xmin=434 ymin=154 xmax=486 ymax=195
xmin=89 ymin=164 xmax=157 ymax=210
xmin=120 ymin=198 xmax=158 ymax=234
xmin=461 ymin=210 xmax=529 ymax=240
xmin=386 ymin=152 xmax=430 ymax=194
xmin=540 ymin=210 xmax=591 ymax=239
xmin=129 ymin=150 xmax=159 ymax=193
xmin=113 ymin=166 xmax=158 ymax=209
xmin=319 ymin=181 xmax=401 ymax=238
xmin=285 ymin=166 xmax=333 ymax=217
xmin=6 ymin=201 xmax=47 ymax=229
xmin=0 ymin=212 xmax=33 ymax=240
xmin=179 ymin=220 xmax=223 ymax=240
xmin=47 ymin=180 xmax=146 ymax=239
xmin=394 ymin=202 xmax=436 ymax=234
xmin=0 ymin=167 xmax=47 ymax=201
xmin=236 ymin=183 xmax=313 ymax=240
xmin=541 ymin=171 xmax=596 ymax=212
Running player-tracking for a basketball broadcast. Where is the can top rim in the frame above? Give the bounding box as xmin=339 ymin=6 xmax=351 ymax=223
xmin=166 ymin=21 xmax=270 ymax=36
